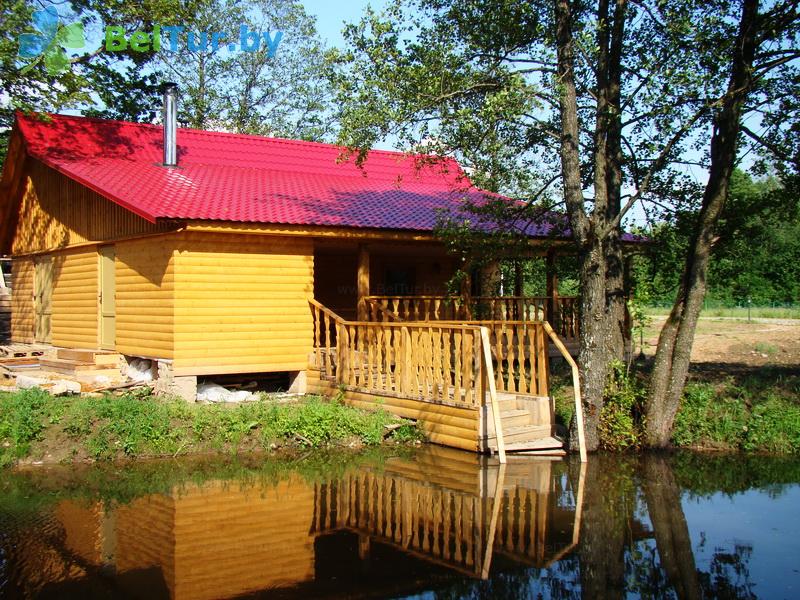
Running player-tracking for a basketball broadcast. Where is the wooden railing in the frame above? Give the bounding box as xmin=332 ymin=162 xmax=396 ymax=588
xmin=310 ymin=299 xmax=585 ymax=462
xmin=309 ymin=298 xmax=342 ymax=378
xmin=311 ymin=302 xmax=550 ymax=395
xmin=336 ymin=322 xmax=485 ymax=407
xmin=543 ymin=321 xmax=586 ymax=463
xmin=436 ymin=321 xmax=549 ymax=397
xmin=364 ymin=295 xmax=581 ymax=340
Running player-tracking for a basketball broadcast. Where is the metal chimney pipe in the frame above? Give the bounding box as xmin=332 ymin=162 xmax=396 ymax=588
xmin=162 ymin=82 xmax=178 ymax=167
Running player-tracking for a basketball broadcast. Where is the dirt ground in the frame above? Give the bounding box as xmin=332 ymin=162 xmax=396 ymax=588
xmin=641 ymin=317 xmax=800 ymax=368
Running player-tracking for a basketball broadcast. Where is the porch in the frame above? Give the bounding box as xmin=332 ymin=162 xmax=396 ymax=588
xmin=307 ymin=299 xmax=586 ymax=462
xmin=307 ymin=241 xmax=588 ymax=461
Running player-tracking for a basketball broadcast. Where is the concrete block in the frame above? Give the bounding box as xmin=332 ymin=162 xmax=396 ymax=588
xmin=154 ymin=360 xmax=197 ymax=401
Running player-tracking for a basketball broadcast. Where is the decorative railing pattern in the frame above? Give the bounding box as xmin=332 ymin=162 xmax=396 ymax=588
xmin=309 ymin=299 xmax=587 ymax=462
xmin=312 ymin=470 xmax=489 ymax=576
xmin=338 ymin=322 xmax=485 ymax=407
xmin=453 ymin=321 xmax=550 ymax=396
xmin=311 ymin=304 xmax=551 ymax=401
xmin=364 ymin=295 xmax=581 ymax=340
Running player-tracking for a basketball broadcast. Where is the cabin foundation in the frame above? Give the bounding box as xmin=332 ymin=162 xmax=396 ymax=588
xmin=154 ymin=361 xmax=197 ymax=401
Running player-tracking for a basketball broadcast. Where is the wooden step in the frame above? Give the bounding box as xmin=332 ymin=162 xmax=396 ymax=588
xmin=39 ymin=357 xmax=121 ymax=378
xmin=496 ymin=424 xmax=553 ymax=444
xmin=56 ymin=348 xmax=120 ymax=366
xmin=505 ymin=436 xmax=565 ymax=452
xmin=500 ymin=408 xmax=532 ymax=428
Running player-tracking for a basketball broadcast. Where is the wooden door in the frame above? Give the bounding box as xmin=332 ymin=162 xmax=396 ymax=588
xmin=99 ymin=246 xmax=116 ymax=350
xmin=34 ymin=255 xmax=53 ymax=344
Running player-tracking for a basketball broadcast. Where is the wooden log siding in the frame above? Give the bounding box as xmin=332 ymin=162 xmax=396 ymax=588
xmin=115 ymin=238 xmax=176 ymax=359
xmin=12 ymin=159 xmax=174 ymax=255
xmin=172 ymin=232 xmax=314 ymax=374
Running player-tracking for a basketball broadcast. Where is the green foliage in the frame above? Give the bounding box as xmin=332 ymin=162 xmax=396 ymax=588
xmin=599 ymin=361 xmax=645 ymax=451
xmin=672 ymin=451 xmax=800 ymax=496
xmin=743 ymin=398 xmax=800 ymax=454
xmin=1 ymin=0 xmax=335 ymax=166
xmin=635 ymin=171 xmax=800 ymax=307
xmin=0 ymin=391 xmax=423 ymax=466
xmin=754 ymin=342 xmax=778 ymax=356
xmin=672 ymin=380 xmax=800 ymax=453
xmin=672 ymin=384 xmax=749 ymax=449
xmin=0 ymin=388 xmax=56 ymax=467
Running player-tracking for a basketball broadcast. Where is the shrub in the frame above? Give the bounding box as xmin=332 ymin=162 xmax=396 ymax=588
xmin=743 ymin=397 xmax=800 ymax=453
xmin=672 ymin=383 xmax=749 ymax=449
xmin=599 ymin=361 xmax=645 ymax=451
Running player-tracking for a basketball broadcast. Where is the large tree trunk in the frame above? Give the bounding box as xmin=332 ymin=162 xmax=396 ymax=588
xmin=557 ymin=0 xmax=628 ymax=451
xmin=577 ymin=241 xmax=613 ymax=450
xmin=645 ymin=0 xmax=760 ymax=447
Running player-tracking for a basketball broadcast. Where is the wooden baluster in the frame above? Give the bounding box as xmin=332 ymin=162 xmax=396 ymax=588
xmin=454 ymin=495 xmax=464 ymax=563
xmin=465 ymin=497 xmax=474 ymax=567
xmin=348 ymin=325 xmax=357 ymax=387
xmin=453 ymin=330 xmax=463 ymax=404
xmin=430 ymin=327 xmax=439 ymax=401
xmin=462 ymin=330 xmax=472 ymax=405
xmin=494 ymin=324 xmax=504 ymax=393
xmin=313 ymin=305 xmax=321 ymax=369
xmin=441 ymin=328 xmax=450 ymax=401
xmin=517 ymin=323 xmax=528 ymax=394
xmin=505 ymin=323 xmax=517 ymax=393
xmin=375 ymin=326 xmax=383 ymax=391
xmin=383 ymin=326 xmax=392 ymax=391
xmin=413 ymin=328 xmax=422 ymax=396
xmin=400 ymin=326 xmax=411 ymax=396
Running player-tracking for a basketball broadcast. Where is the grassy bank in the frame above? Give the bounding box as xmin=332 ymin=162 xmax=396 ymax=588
xmin=0 ymin=389 xmax=423 ymax=468
xmin=553 ymin=364 xmax=800 ymax=453
xmin=643 ymin=305 xmax=800 ymax=320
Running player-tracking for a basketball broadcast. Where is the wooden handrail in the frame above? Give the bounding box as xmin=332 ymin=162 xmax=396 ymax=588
xmin=480 ymin=326 xmax=506 ymax=464
xmin=542 ymin=321 xmax=587 ymax=462
xmin=308 ymin=298 xmax=344 ymax=324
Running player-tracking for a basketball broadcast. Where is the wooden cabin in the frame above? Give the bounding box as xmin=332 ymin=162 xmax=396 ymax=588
xmin=0 ymin=112 xmax=636 ymax=455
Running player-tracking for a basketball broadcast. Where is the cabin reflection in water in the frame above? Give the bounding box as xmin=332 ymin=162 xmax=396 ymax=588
xmin=10 ymin=448 xmax=584 ymax=599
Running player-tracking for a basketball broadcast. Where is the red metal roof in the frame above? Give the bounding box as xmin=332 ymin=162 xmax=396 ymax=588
xmin=14 ymin=112 xmax=495 ymax=231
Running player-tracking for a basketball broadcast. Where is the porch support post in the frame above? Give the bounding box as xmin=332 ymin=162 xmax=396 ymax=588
xmin=513 ymin=260 xmax=523 ymax=296
xmin=357 ymin=244 xmax=370 ymax=321
xmin=546 ymin=249 xmax=558 ymax=324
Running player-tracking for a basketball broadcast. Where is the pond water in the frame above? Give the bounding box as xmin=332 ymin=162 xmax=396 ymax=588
xmin=1 ymin=447 xmax=799 ymax=599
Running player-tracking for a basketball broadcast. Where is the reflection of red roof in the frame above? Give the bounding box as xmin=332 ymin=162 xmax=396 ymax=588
xmin=14 ymin=112 xmax=489 ymax=229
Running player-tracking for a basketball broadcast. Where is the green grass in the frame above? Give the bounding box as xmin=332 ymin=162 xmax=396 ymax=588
xmin=0 ymin=390 xmax=424 ymax=467
xmin=672 ymin=375 xmax=800 ymax=452
xmin=644 ymin=305 xmax=800 ymax=319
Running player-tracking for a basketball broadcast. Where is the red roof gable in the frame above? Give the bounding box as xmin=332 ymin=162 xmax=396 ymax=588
xmin=13 ymin=112 xmax=489 ymax=230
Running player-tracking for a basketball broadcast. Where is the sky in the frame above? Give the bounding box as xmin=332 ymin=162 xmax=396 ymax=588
xmin=301 ymin=0 xmax=387 ymax=48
